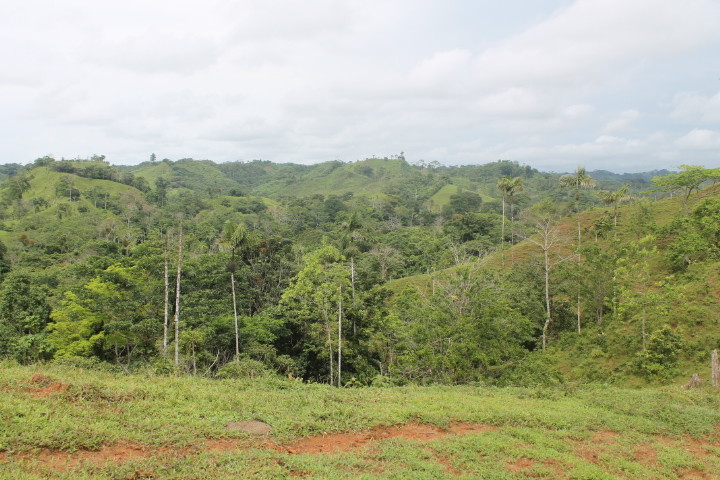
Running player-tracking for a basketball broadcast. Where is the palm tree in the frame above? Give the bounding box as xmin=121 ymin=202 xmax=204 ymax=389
xmin=506 ymin=177 xmax=524 ymax=264
xmin=600 ymin=185 xmax=633 ymax=232
xmin=339 ymin=212 xmax=363 ymax=302
xmin=559 ymin=167 xmax=596 ymax=243
xmin=559 ymin=167 xmax=595 ymax=334
xmin=221 ymin=222 xmax=251 ymax=359
xmin=497 ymin=177 xmax=511 ymax=267
xmin=497 ymin=176 xmax=524 ymax=266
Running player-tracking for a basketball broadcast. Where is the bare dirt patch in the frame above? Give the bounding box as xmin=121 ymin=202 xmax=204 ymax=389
xmin=279 ymin=422 xmax=497 ymax=454
xmin=31 ymin=382 xmax=69 ymax=398
xmin=203 ymin=438 xmax=247 ymax=453
xmin=506 ymin=457 xmax=536 ymax=473
xmin=505 ymin=457 xmax=568 ymax=478
xmin=29 ymin=373 xmax=53 ymax=385
xmin=15 ymin=442 xmax=154 ymax=472
xmin=634 ymin=443 xmax=658 ymax=467
xmin=573 ymin=429 xmax=620 ymax=464
xmin=678 ymin=467 xmax=713 ymax=480
xmin=427 ymin=448 xmax=463 ymax=477
xmin=24 ymin=373 xmax=70 ymax=398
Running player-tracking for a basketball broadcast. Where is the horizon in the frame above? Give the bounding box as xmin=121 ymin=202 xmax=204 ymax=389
xmin=4 ymin=154 xmax=679 ymax=176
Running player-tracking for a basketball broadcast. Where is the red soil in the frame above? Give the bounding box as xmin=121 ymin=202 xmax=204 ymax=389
xmin=276 ymin=422 xmax=497 ymax=454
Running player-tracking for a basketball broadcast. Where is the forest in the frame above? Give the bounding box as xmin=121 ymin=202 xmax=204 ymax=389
xmin=0 ymin=156 xmax=719 ymax=387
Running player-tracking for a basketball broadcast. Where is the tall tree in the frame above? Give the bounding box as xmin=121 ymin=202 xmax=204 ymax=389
xmin=506 ymin=177 xmax=524 ymax=262
xmin=560 ymin=166 xmax=596 ymax=243
xmin=279 ymin=245 xmax=350 ymax=385
xmin=496 ymin=177 xmax=510 ymax=267
xmin=163 ymin=230 xmax=170 ymax=357
xmin=221 ymin=222 xmax=252 ymax=359
xmin=339 ymin=211 xmax=363 ymax=306
xmin=560 ymin=167 xmax=595 ymax=332
xmin=520 ymin=201 xmax=574 ymax=349
xmin=600 ymin=185 xmax=632 ymax=233
xmin=173 ymin=222 xmax=184 ymax=366
xmin=497 ymin=176 xmax=524 ymax=265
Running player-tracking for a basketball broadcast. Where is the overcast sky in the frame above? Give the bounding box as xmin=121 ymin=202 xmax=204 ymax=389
xmin=1 ymin=0 xmax=719 ymax=172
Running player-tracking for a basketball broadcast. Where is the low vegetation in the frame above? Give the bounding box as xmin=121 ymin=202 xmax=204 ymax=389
xmin=1 ymin=362 xmax=720 ymax=479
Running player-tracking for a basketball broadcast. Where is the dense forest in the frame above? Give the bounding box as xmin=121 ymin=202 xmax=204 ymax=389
xmin=0 ymin=155 xmax=718 ymax=387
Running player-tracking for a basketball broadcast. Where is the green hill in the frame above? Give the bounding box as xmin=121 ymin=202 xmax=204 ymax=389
xmin=133 ymin=159 xmax=243 ymax=195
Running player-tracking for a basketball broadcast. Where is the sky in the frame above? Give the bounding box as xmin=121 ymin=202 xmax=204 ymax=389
xmin=1 ymin=0 xmax=720 ymax=173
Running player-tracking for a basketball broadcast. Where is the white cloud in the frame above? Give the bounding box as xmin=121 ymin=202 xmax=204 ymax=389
xmin=675 ymin=129 xmax=720 ymax=150
xmin=1 ymin=0 xmax=720 ymax=170
xmin=602 ymin=110 xmax=640 ymax=133
xmin=672 ymin=90 xmax=720 ymax=125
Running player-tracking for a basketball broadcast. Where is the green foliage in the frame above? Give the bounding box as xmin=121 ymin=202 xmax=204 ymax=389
xmin=442 ymin=190 xmax=483 ymax=216
xmin=636 ymin=326 xmax=683 ymax=378
xmin=497 ymin=352 xmax=565 ymax=387
xmin=46 ymin=291 xmax=105 ymax=357
xmin=0 ymin=270 xmax=52 ymax=362
xmin=650 ymin=165 xmax=720 ymax=212
xmin=391 ymin=268 xmax=539 ymax=384
xmin=215 ymin=358 xmax=274 ymax=379
xmin=0 ymin=156 xmax=719 ymax=388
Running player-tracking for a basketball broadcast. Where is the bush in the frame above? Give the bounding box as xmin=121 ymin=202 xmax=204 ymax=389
xmin=636 ymin=325 xmax=682 ymax=378
xmin=215 ymin=358 xmax=274 ymax=380
xmin=50 ymin=356 xmax=120 ymax=373
xmin=497 ymin=352 xmax=565 ymax=387
xmin=370 ymin=375 xmax=395 ymax=387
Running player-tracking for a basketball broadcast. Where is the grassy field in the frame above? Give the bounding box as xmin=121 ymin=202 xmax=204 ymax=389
xmin=1 ymin=363 xmax=720 ymax=479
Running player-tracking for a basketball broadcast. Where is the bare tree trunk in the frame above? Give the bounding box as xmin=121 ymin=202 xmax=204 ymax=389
xmin=350 ymin=257 xmax=355 ymax=305
xmin=325 ymin=309 xmax=333 ymax=385
xmin=231 ymin=272 xmax=239 ymax=359
xmin=163 ymin=231 xmax=169 ymax=357
xmin=337 ymin=286 xmax=343 ymax=388
xmin=712 ymin=350 xmax=719 ymax=388
xmin=577 ymin=294 xmax=581 ymax=334
xmin=542 ymin=249 xmax=551 ymax=350
xmin=350 ymin=257 xmax=356 ymax=336
xmin=500 ymin=196 xmax=506 ymax=268
xmin=173 ymin=223 xmax=184 ymax=366
xmin=576 ymin=194 xmax=582 ymax=334
xmin=642 ymin=304 xmax=647 ymax=351
xmin=192 ymin=342 xmax=196 ymax=376
xmin=510 ymin=200 xmax=515 ymax=266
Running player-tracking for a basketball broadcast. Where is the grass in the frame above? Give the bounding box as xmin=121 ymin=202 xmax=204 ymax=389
xmin=1 ymin=363 xmax=720 ymax=479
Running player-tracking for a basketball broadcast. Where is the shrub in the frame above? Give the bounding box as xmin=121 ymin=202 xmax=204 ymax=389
xmin=636 ymin=325 xmax=682 ymax=378
xmin=215 ymin=358 xmax=274 ymax=380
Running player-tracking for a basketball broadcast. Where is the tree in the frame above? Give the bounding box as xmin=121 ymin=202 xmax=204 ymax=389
xmin=616 ymin=236 xmax=675 ymax=351
xmin=559 ymin=167 xmax=596 ymax=243
xmin=0 ymin=271 xmax=52 ymax=362
xmin=651 ymin=165 xmax=718 ymax=214
xmin=560 ymin=166 xmax=595 ymax=332
xmin=520 ymin=200 xmax=575 ymax=349
xmin=497 ymin=176 xmax=524 ymax=266
xmin=3 ymin=173 xmax=33 ymax=202
xmin=599 ymin=184 xmax=633 ymax=233
xmin=47 ymin=291 xmax=105 ymax=358
xmin=391 ymin=267 xmax=536 ymax=384
xmin=221 ymin=222 xmax=252 ymax=359
xmin=279 ymin=245 xmax=350 ymax=384
xmin=338 ymin=211 xmax=363 ymax=308
xmin=496 ymin=177 xmax=510 ymax=266
xmin=173 ymin=222 xmax=184 ymax=366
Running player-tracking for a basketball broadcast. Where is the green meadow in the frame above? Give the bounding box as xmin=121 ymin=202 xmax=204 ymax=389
xmin=1 ymin=362 xmax=719 ymax=479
